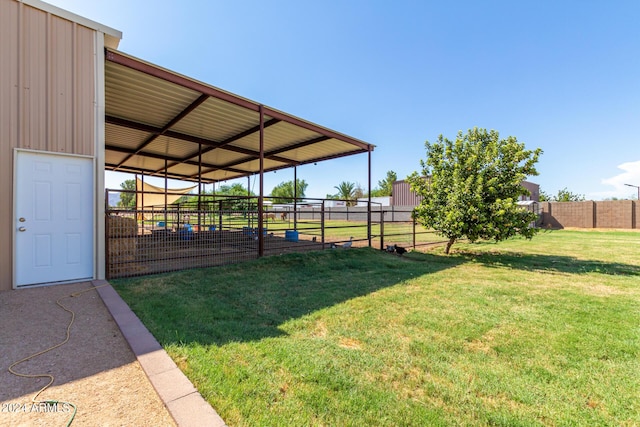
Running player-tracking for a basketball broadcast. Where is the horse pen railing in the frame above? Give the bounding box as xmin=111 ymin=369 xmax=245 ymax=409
xmin=105 ymin=189 xmax=444 ymax=279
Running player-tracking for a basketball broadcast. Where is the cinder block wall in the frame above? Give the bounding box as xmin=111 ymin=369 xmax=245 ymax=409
xmin=595 ymin=200 xmax=634 ymax=229
xmin=540 ymin=200 xmax=637 ymax=229
xmin=540 ymin=201 xmax=594 ymax=228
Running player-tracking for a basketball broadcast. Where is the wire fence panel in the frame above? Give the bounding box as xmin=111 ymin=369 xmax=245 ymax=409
xmin=105 ymin=189 xmax=444 ymax=279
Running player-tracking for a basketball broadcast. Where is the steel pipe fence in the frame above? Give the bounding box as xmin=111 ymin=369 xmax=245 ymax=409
xmin=105 ymin=190 xmax=441 ymax=279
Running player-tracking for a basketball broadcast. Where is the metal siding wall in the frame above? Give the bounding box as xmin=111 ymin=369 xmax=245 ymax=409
xmin=0 ymin=1 xmax=97 ymax=291
xmin=0 ymin=0 xmax=20 ymax=291
xmin=50 ymin=15 xmax=74 ymax=153
xmin=521 ymin=181 xmax=540 ymax=201
xmin=20 ymin=5 xmax=47 ymax=151
xmin=16 ymin=4 xmax=95 ymax=155
xmin=392 ymin=181 xmax=422 ymax=206
xmin=75 ymin=24 xmax=96 ymax=155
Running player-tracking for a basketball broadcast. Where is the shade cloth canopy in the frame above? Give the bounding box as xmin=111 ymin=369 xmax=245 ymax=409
xmin=135 ymin=179 xmax=197 ymax=208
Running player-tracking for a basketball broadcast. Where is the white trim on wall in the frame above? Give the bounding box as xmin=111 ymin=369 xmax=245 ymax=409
xmin=95 ymin=30 xmax=106 ymax=280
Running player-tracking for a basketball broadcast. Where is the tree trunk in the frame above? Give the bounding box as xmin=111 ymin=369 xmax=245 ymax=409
xmin=445 ymin=237 xmax=456 ymax=254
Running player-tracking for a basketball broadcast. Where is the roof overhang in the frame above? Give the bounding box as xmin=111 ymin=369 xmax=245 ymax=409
xmin=104 ymin=49 xmax=374 ymax=184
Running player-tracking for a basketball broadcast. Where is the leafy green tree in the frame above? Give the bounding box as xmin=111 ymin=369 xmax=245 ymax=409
xmin=117 ymin=179 xmax=136 ymax=208
xmin=333 ymin=181 xmax=357 ymax=206
xmin=539 ymin=190 xmax=551 ymax=202
xmin=407 ymin=128 xmax=542 ymax=254
xmin=179 ymin=183 xmax=256 ymax=210
xmin=552 ymin=187 xmax=585 ymax=202
xmin=539 ymin=188 xmax=585 ymax=202
xmin=270 ymin=179 xmax=308 ymax=203
xmin=215 ymin=183 xmax=255 ymax=198
xmin=210 ymin=183 xmax=256 ymax=210
xmin=371 ymin=170 xmax=397 ymax=197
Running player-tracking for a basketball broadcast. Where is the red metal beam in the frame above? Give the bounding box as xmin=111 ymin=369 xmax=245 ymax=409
xmin=106 ymin=115 xmax=291 ymax=171
xmin=189 ymin=136 xmax=332 ymax=178
xmin=265 ymin=135 xmax=330 ymax=157
xmin=105 ymin=144 xmax=247 ymax=175
xmin=114 ymin=94 xmax=209 ymax=169
xmin=263 ymin=106 xmax=373 ymax=151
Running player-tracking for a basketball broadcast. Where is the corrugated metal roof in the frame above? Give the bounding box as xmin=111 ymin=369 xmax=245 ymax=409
xmin=104 ymin=49 xmax=374 ymax=183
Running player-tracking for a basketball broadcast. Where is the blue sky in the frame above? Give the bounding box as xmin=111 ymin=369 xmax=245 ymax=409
xmin=48 ymin=0 xmax=640 ymax=200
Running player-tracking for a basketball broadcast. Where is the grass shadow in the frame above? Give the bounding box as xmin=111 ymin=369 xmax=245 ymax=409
xmin=455 ymin=249 xmax=640 ymax=276
xmin=112 ymin=247 xmax=464 ymax=346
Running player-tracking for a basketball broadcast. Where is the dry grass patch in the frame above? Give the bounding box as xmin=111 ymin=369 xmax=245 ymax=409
xmin=338 ymin=337 xmax=363 ymax=350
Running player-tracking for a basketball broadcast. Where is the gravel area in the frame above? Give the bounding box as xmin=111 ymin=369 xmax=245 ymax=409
xmin=0 ymin=282 xmax=176 ymax=426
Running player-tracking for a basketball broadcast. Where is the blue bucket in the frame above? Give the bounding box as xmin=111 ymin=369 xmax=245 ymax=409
xmin=209 ymin=225 xmax=217 ymax=231
xmin=244 ymin=227 xmax=267 ymax=237
xmin=157 ymin=221 xmax=165 ymax=227
xmin=285 ymin=230 xmax=298 ymax=242
xmin=178 ymin=229 xmax=193 ymax=241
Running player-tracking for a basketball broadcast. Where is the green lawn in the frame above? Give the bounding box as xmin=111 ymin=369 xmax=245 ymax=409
xmin=113 ymin=230 xmax=640 ymax=426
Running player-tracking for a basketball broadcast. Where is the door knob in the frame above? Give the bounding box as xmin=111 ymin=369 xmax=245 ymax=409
xmin=18 ymin=227 xmax=26 ymax=232
xmin=19 ymin=217 xmax=26 ymax=222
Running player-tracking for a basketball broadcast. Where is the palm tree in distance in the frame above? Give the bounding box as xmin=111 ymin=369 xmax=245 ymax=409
xmin=334 ymin=181 xmax=356 ymax=206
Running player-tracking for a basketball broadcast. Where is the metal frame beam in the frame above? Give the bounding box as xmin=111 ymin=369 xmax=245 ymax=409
xmin=114 ymin=94 xmax=209 ymax=169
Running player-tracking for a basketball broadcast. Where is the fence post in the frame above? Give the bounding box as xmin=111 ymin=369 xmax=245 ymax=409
xmin=105 ymin=190 xmax=111 ymax=280
xmin=321 ymin=200 xmax=326 ymax=248
xmin=164 ymin=202 xmax=168 ymax=231
xmin=367 ymin=201 xmax=372 ymax=248
xmin=177 ymin=203 xmax=182 ymax=230
xmin=293 ymin=195 xmax=298 ymax=230
xmin=380 ymin=210 xmax=385 ymax=251
xmin=413 ymin=217 xmax=416 ymax=249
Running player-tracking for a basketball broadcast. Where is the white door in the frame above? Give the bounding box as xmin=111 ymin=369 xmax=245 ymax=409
xmin=15 ymin=151 xmax=94 ymax=287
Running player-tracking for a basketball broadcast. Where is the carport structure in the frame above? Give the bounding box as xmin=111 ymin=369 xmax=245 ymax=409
xmin=2 ymin=0 xmax=374 ymax=289
xmin=103 ymin=49 xmax=375 ymax=274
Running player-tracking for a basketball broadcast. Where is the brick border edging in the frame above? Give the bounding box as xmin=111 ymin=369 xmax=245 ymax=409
xmin=93 ymin=280 xmax=227 ymax=427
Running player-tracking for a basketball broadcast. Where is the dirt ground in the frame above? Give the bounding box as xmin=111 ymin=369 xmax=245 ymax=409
xmin=0 ymin=282 xmax=176 ymax=427
xmin=108 ymin=230 xmax=326 ymax=278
